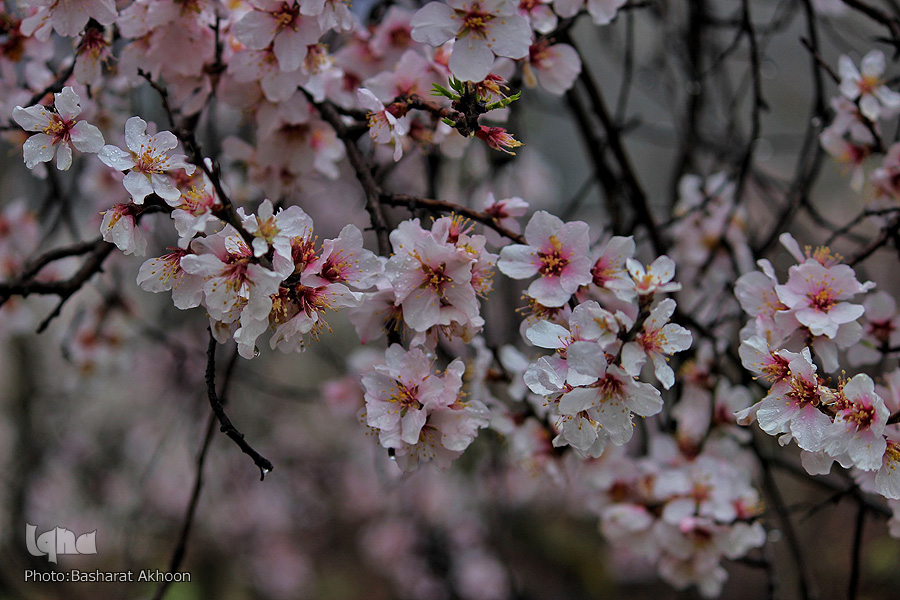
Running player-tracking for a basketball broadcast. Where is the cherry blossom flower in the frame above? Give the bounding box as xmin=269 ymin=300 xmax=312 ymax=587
xmin=12 ymin=86 xmax=104 ymax=170
xmin=136 ymin=248 xmax=205 ymax=310
xmin=410 ymin=0 xmax=532 ymax=82
xmin=180 ymin=226 xmax=284 ymax=327
xmin=838 ymin=50 xmax=900 ymax=122
xmin=819 ymin=127 xmax=871 ymax=191
xmin=848 ymin=291 xmax=900 ymax=366
xmin=170 ymin=180 xmax=222 ymax=249
xmin=824 ymin=374 xmax=888 ymax=471
xmin=497 ymin=210 xmax=592 ymax=307
xmin=589 ymin=235 xmax=636 ymax=296
xmin=608 ymin=255 xmax=681 ymax=298
xmin=233 ymin=0 xmax=323 ymax=72
xmin=386 ymin=220 xmax=480 ymax=333
xmin=621 ymin=298 xmax=693 ymax=389
xmin=19 ymin=0 xmax=117 ymax=39
xmin=774 ymin=259 xmax=873 ymax=339
xmin=751 ymin=350 xmax=833 ymax=451
xmin=523 ymin=40 xmax=581 ymax=95
xmin=304 ymin=224 xmax=383 ymax=290
xmin=98 ymin=117 xmax=195 ymax=204
xmin=242 ymin=199 xmax=314 ymax=276
xmin=357 ymin=88 xmax=410 ymax=161
xmin=557 ymin=360 xmax=663 ymax=447
xmin=100 ymin=203 xmax=146 ymax=256
xmin=875 ymin=435 xmax=900 ymax=499
xmin=361 ymin=345 xmax=488 ymax=471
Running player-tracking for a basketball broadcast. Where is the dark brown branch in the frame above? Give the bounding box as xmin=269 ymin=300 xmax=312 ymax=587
xmin=309 ymin=94 xmax=393 ymax=255
xmin=560 ymin=31 xmax=663 ymax=254
xmin=205 ymin=331 xmax=273 ymax=480
xmin=138 ymin=70 xmax=256 ymax=248
xmin=847 ymin=500 xmax=866 ymax=600
xmin=385 ymin=193 xmax=526 ymax=244
xmin=0 ymin=239 xmax=115 ymax=331
xmin=152 ymin=347 xmax=240 ymax=600
xmin=150 ymin=413 xmax=215 ymax=600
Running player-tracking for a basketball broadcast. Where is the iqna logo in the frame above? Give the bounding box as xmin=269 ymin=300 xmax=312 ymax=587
xmin=25 ymin=524 xmax=97 ymax=564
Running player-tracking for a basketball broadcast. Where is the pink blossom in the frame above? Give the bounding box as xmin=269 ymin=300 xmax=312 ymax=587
xmin=497 ymin=210 xmax=592 ymax=307
xmin=410 ymin=0 xmax=531 ymax=82
xmin=98 ymin=117 xmax=195 ymax=204
xmin=608 ymin=255 xmax=681 ymax=298
xmin=20 ymin=0 xmax=117 ymax=39
xmin=621 ymin=298 xmax=693 ymax=389
xmin=752 ymin=350 xmax=833 ymax=451
xmin=136 ymin=248 xmax=205 ymax=310
xmin=233 ymin=0 xmax=323 ymax=73
xmin=361 ymin=346 xmax=488 ymax=471
xmin=824 ymin=374 xmax=888 ymax=471
xmin=523 ymin=40 xmax=581 ymax=95
xmin=357 ymin=88 xmax=410 ymax=161
xmin=100 ymin=204 xmax=146 ymax=256
xmin=474 ymin=125 xmax=523 ymax=154
xmin=385 ymin=219 xmax=480 ymax=333
xmin=12 ymin=86 xmax=104 ymax=170
xmin=838 ymin=50 xmax=900 ymax=122
xmin=775 ymin=260 xmax=873 ymax=339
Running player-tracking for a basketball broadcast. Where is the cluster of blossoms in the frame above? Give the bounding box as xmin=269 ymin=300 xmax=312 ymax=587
xmin=501 ymin=213 xmax=692 ymax=455
xmin=9 ymin=1 xmax=900 ymax=598
xmin=735 ymin=234 xmax=900 ymax=503
xmin=821 ymin=50 xmax=900 ymax=193
xmin=593 ymin=438 xmax=765 ymax=597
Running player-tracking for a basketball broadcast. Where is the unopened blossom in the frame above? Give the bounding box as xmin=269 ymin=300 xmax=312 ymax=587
xmin=497 ymin=211 xmax=592 ymax=307
xmin=621 ymin=298 xmax=692 ymax=389
xmin=838 ymin=50 xmax=900 ymax=122
xmin=410 ymin=0 xmax=532 ymax=82
xmin=100 ymin=203 xmax=146 ymax=256
xmin=357 ymin=88 xmax=410 ymax=162
xmin=824 ymin=374 xmax=888 ymax=471
xmin=98 ymin=117 xmax=195 ymax=204
xmin=12 ymin=86 xmax=104 ymax=170
xmin=475 ymin=126 xmax=523 ymax=154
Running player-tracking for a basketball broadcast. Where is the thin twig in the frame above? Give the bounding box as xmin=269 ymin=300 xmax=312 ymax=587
xmin=205 ymin=331 xmax=273 ymax=480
